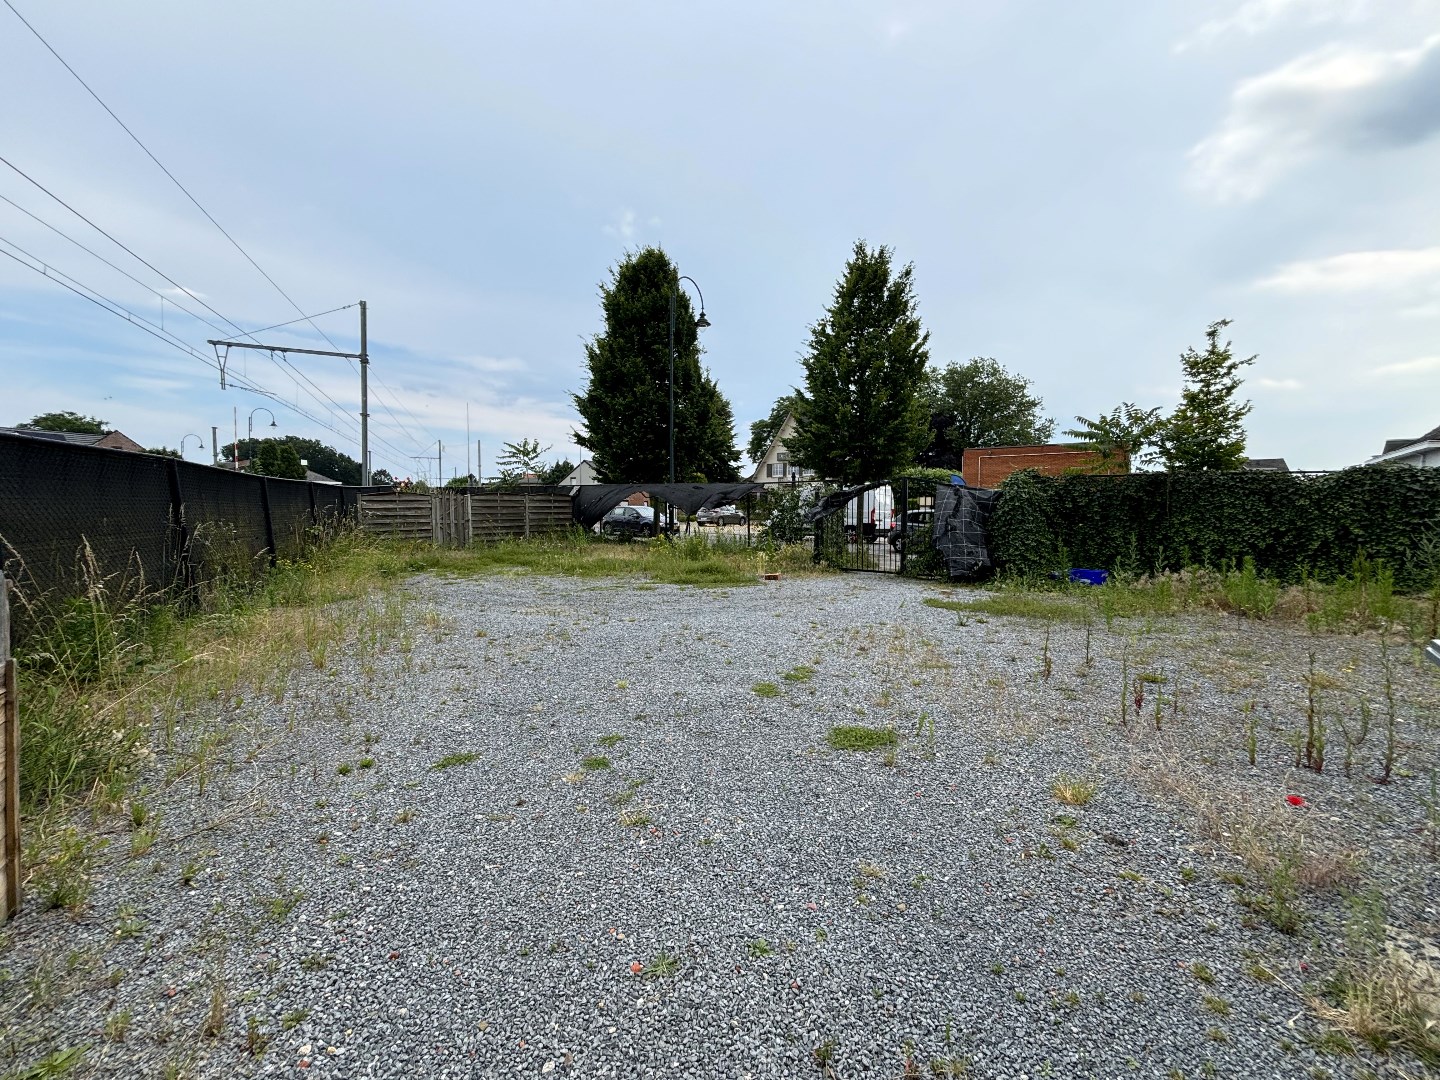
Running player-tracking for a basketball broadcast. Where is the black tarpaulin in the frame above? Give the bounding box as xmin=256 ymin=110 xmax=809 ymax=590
xmin=805 ymin=481 xmax=889 ymax=523
xmin=572 ymin=483 xmax=765 ymax=529
xmin=934 ymin=484 xmax=998 ymax=579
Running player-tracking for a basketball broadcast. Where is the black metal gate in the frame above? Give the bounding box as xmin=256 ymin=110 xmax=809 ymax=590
xmin=812 ymin=478 xmax=929 ymax=574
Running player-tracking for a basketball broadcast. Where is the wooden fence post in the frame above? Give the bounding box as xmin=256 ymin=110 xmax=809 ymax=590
xmin=259 ymin=477 xmax=278 ymax=566
xmin=165 ymin=458 xmax=196 ymax=601
xmin=2 ymin=574 xmax=19 ymax=921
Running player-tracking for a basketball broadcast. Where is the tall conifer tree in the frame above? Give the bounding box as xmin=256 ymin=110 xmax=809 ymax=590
xmin=787 ymin=241 xmax=930 ymax=485
xmin=572 ymin=248 xmax=739 ymax=483
xmin=1154 ymin=320 xmax=1254 ymax=471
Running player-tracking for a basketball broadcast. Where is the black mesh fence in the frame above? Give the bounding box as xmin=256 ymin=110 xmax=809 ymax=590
xmin=0 ymin=432 xmax=369 ymax=616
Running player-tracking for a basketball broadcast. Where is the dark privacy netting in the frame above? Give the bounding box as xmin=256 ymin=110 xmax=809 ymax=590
xmin=0 ymin=431 xmax=370 ymax=612
xmin=572 ymin=483 xmax=764 ymax=529
xmin=934 ymin=484 xmax=999 ymax=579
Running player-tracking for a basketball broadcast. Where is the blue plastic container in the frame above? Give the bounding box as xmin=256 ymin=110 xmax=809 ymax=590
xmin=1068 ymin=568 xmax=1109 ymax=587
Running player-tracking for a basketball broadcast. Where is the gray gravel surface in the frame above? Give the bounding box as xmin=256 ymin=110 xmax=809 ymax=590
xmin=2 ymin=571 xmax=1438 ymax=1079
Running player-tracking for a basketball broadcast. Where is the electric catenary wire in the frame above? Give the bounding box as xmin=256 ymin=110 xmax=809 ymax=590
xmin=0 ymin=241 xmax=418 ymax=474
xmin=0 ymin=163 xmax=382 ymax=445
xmin=3 ymin=0 xmax=347 ymax=355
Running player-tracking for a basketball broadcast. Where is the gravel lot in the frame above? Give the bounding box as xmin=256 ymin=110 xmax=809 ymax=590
xmin=2 ymin=570 xmax=1438 ymax=1079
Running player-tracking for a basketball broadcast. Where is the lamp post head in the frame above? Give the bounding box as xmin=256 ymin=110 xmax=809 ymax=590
xmin=269 ymin=419 xmax=278 ymax=428
xmin=695 ymin=311 xmax=711 ymax=329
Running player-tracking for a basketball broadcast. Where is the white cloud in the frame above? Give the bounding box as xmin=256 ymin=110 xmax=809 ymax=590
xmin=1189 ymin=35 xmax=1440 ymax=200
xmin=458 ymin=354 xmax=526 ymax=374
xmin=1256 ymin=376 xmax=1304 ymax=389
xmin=1177 ymin=0 xmax=1367 ymax=52
xmin=1256 ymin=246 xmax=1440 ymax=291
xmin=603 ymin=208 xmax=638 ymax=240
xmin=1371 ymin=354 xmax=1440 ymax=375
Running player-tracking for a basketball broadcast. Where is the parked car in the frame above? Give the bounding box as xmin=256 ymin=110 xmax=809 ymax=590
xmin=600 ymin=505 xmax=668 ymax=538
xmin=889 ymin=508 xmax=936 ymax=552
xmin=696 ymin=504 xmax=747 ymax=526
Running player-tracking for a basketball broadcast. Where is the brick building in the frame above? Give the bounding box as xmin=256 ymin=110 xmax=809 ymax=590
xmin=961 ymin=444 xmax=1122 ymax=488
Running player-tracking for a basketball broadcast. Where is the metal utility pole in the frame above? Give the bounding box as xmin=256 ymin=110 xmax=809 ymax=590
xmin=210 ymin=426 xmax=219 ymax=465
xmin=359 ymin=300 xmax=369 ymax=485
xmin=208 ymin=299 xmax=371 ymax=484
xmin=411 ymin=442 xmax=441 ymax=486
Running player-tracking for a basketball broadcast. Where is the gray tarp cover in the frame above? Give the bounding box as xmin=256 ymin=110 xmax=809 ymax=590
xmin=934 ymin=484 xmax=998 ymax=579
xmin=573 ymin=483 xmax=765 ymax=529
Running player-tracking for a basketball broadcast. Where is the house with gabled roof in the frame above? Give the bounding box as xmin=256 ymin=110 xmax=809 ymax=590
xmin=1366 ymin=423 xmax=1440 ymax=468
xmin=748 ymin=412 xmax=816 ymax=485
xmin=0 ymin=425 xmax=145 ymax=452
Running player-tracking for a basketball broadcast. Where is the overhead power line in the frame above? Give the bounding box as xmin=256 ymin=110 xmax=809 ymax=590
xmin=0 ymin=160 xmax=382 ymax=442
xmin=3 ymin=0 xmax=345 ymax=354
xmin=2 ymin=2 xmax=437 ymax=471
xmin=0 ymin=240 xmax=419 ymax=474
xmin=237 ymin=304 xmax=356 ymax=339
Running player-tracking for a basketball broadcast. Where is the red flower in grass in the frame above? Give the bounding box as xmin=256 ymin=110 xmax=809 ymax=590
xmin=1286 ymin=794 xmax=1307 ymax=808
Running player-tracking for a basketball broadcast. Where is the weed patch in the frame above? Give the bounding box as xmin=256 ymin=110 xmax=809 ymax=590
xmin=827 ymin=725 xmax=898 ymax=752
xmin=432 ymin=751 xmax=480 ymax=770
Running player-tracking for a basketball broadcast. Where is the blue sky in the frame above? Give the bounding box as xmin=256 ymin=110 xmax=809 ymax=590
xmin=2 ymin=0 xmax=1438 ymax=478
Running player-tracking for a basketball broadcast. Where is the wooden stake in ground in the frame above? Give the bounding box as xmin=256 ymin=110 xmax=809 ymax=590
xmin=1 ymin=573 xmax=19 ymax=920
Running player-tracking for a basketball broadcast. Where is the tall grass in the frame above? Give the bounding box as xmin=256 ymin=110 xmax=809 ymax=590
xmin=11 ymin=530 xmax=414 ymax=810
xmin=405 ymin=528 xmax=820 ymax=586
xmin=940 ymin=556 xmax=1433 ymax=642
xmin=12 ymin=528 xmax=823 ymax=812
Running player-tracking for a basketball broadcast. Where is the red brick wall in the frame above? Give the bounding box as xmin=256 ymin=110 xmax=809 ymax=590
xmin=961 ymin=445 xmax=1122 ymax=489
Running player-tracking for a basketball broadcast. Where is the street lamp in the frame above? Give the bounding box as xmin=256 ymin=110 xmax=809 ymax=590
xmin=667 ymin=275 xmax=709 ymax=533
xmin=668 ymin=275 xmax=709 ymax=533
xmin=179 ymin=433 xmax=205 ymax=459
xmin=235 ymin=407 xmax=277 ymax=471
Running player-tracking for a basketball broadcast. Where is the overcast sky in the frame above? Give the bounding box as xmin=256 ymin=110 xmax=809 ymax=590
xmin=3 ymin=0 xmax=1438 ymax=478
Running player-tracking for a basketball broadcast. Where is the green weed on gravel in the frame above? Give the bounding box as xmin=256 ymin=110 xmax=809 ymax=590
xmin=432 ymin=751 xmax=480 ymax=770
xmin=828 ymin=725 xmax=898 ymax=752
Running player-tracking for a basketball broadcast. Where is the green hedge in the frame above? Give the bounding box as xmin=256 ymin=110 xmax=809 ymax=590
xmin=990 ymin=465 xmax=1440 ymax=589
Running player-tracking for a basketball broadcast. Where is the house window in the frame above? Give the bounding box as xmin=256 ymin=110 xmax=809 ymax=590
xmin=767 ymin=463 xmax=786 ymax=478
xmin=776 ymin=451 xmax=790 ymax=463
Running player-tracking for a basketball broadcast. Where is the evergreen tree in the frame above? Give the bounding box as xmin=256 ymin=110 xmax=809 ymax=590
xmin=249 ymin=439 xmax=307 ymax=480
xmin=539 ymin=459 xmax=575 ymax=486
xmin=919 ymin=358 xmax=1054 ymax=470
xmin=788 ymin=241 xmax=930 ymax=485
xmin=1154 ymin=320 xmax=1255 ymax=471
xmin=572 ymin=248 xmax=739 ymax=483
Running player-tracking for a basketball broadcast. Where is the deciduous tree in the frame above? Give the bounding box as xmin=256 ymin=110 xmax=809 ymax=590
xmin=1062 ymin=403 xmax=1162 ymax=472
xmin=223 ymin=437 xmax=360 ymax=484
xmin=248 ymin=439 xmax=306 ymax=480
xmin=24 ymin=411 xmax=107 ymax=435
xmin=919 ymin=359 xmax=1054 ymax=470
xmin=496 ymin=438 xmax=550 ymax=481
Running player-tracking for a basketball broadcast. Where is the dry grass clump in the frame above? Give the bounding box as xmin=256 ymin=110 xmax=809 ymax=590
xmin=1310 ymin=958 xmax=1440 ymax=1067
xmin=1051 ymin=774 xmax=1099 ymax=806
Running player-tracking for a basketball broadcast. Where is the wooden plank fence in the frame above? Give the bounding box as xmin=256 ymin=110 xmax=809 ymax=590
xmin=2 ymin=574 xmax=18 ymax=921
xmin=359 ymin=490 xmax=573 ymax=546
